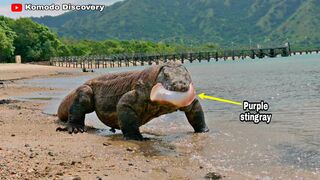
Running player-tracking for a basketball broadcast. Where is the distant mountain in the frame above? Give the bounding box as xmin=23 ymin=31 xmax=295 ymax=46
xmin=32 ymin=0 xmax=320 ymax=47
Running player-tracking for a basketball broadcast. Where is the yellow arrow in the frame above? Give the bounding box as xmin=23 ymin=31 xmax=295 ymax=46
xmin=198 ymin=93 xmax=242 ymax=106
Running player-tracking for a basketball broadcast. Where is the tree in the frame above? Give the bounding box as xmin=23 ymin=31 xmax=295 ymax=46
xmin=0 ymin=17 xmax=16 ymax=62
xmin=8 ymin=18 xmax=64 ymax=62
xmin=67 ymin=42 xmax=92 ymax=56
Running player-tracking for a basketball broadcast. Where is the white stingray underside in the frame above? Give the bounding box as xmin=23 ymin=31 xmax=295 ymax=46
xmin=150 ymin=83 xmax=196 ymax=107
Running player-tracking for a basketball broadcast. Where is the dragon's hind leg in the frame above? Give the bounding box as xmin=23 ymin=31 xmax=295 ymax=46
xmin=57 ymin=85 xmax=94 ymax=134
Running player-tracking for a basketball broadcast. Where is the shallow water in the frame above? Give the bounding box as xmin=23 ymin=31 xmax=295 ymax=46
xmin=18 ymin=54 xmax=320 ymax=178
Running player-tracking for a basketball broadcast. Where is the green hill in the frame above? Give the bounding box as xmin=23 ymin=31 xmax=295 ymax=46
xmin=32 ymin=0 xmax=320 ymax=48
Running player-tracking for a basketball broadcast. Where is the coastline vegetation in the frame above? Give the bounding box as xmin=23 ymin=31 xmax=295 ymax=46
xmin=0 ymin=16 xmax=218 ymax=63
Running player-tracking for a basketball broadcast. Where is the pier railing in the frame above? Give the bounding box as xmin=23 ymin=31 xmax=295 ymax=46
xmin=49 ymin=43 xmax=315 ymax=69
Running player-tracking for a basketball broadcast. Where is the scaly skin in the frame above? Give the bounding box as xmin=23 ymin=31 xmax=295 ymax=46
xmin=57 ymin=62 xmax=209 ymax=140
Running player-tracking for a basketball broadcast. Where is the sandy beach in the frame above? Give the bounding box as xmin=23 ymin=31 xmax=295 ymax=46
xmin=0 ymin=64 xmax=76 ymax=81
xmin=0 ymin=64 xmax=246 ymax=179
xmin=0 ymin=64 xmax=78 ymax=99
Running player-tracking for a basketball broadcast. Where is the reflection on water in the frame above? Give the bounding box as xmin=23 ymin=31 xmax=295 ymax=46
xmin=17 ymin=54 xmax=320 ymax=177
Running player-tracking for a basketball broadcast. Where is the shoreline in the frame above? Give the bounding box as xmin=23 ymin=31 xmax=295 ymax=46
xmin=0 ymin=63 xmax=78 ymax=81
xmin=0 ymin=64 xmax=86 ymax=100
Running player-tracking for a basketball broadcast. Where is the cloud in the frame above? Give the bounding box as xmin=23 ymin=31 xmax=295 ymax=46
xmin=0 ymin=0 xmax=123 ymax=19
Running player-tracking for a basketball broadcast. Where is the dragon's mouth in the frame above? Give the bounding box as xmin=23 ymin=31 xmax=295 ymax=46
xmin=150 ymin=83 xmax=196 ymax=107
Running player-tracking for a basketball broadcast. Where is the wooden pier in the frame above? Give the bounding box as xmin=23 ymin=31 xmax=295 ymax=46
xmin=50 ymin=43 xmax=301 ymax=69
xmin=291 ymin=49 xmax=320 ymax=55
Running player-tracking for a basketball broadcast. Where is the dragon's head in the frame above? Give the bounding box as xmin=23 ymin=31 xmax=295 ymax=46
xmin=150 ymin=63 xmax=196 ymax=107
xmin=157 ymin=63 xmax=192 ymax=92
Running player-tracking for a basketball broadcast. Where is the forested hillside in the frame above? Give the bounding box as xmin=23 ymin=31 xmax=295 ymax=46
xmin=33 ymin=0 xmax=320 ymax=48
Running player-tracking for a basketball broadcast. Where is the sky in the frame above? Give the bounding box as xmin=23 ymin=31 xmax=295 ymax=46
xmin=0 ymin=0 xmax=122 ymax=18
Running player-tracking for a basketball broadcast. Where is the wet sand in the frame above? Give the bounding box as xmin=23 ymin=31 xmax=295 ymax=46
xmin=0 ymin=64 xmax=245 ymax=179
xmin=0 ymin=64 xmax=79 ymax=99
